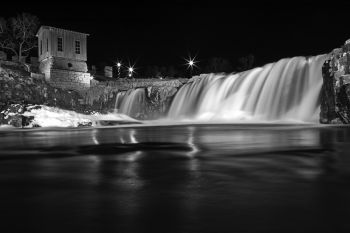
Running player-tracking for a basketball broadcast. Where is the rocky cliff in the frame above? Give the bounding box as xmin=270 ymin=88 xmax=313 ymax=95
xmin=84 ymin=78 xmax=185 ymax=119
xmin=0 ymin=62 xmax=186 ymax=127
xmin=320 ymin=40 xmax=350 ymax=124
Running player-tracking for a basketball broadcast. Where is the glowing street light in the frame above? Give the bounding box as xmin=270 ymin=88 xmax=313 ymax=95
xmin=184 ymin=56 xmax=198 ymax=77
xmin=128 ymin=65 xmax=135 ymax=79
xmin=115 ymin=61 xmax=122 ymax=79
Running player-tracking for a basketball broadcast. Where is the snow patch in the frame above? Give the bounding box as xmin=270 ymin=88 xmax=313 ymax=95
xmin=22 ymin=105 xmax=139 ymax=128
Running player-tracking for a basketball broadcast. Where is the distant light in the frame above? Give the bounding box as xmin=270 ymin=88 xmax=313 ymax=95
xmin=117 ymin=62 xmax=121 ymax=67
xmin=185 ymin=56 xmax=198 ymax=69
xmin=127 ymin=64 xmax=136 ymax=77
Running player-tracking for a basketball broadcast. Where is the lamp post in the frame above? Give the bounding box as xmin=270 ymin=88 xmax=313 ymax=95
xmin=128 ymin=66 xmax=134 ymax=79
xmin=116 ymin=62 xmax=122 ymax=79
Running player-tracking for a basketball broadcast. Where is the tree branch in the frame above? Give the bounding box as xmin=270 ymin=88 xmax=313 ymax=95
xmin=22 ymin=44 xmax=37 ymax=53
xmin=0 ymin=44 xmax=18 ymax=56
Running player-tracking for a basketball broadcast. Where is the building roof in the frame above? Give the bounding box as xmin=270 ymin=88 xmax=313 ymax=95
xmin=36 ymin=25 xmax=90 ymax=37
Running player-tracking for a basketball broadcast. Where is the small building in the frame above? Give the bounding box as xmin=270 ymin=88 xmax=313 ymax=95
xmin=104 ymin=66 xmax=113 ymax=78
xmin=0 ymin=51 xmax=7 ymax=60
xmin=36 ymin=26 xmax=91 ymax=91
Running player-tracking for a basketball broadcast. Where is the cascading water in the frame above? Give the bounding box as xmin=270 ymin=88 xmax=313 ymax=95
xmin=116 ymin=88 xmax=146 ymax=118
xmin=114 ymin=91 xmax=126 ymax=112
xmin=168 ymin=55 xmax=328 ymax=123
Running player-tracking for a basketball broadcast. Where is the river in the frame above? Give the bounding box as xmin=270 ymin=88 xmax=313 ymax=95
xmin=0 ymin=124 xmax=350 ymax=233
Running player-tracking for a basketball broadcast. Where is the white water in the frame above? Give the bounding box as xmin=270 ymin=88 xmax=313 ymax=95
xmin=116 ymin=88 xmax=146 ymax=118
xmin=114 ymin=91 xmax=126 ymax=111
xmin=1 ymin=56 xmax=327 ymax=128
xmin=168 ymin=55 xmax=328 ymax=123
xmin=18 ymin=105 xmax=139 ymax=128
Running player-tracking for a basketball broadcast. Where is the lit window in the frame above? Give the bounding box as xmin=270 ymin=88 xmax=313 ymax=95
xmin=75 ymin=40 xmax=81 ymax=54
xmin=57 ymin=37 xmax=63 ymax=52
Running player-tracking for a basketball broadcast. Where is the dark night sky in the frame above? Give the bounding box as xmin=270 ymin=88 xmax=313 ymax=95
xmin=1 ymin=1 xmax=350 ymax=71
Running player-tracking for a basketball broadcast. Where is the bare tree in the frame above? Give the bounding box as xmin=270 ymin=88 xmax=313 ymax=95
xmin=0 ymin=13 xmax=39 ymax=62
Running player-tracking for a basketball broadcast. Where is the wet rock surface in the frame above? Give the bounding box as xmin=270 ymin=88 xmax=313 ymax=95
xmin=0 ymin=63 xmax=186 ymax=127
xmin=320 ymin=40 xmax=350 ymax=124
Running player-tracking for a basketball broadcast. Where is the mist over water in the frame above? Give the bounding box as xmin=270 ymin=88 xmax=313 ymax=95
xmin=168 ymin=55 xmax=328 ymax=123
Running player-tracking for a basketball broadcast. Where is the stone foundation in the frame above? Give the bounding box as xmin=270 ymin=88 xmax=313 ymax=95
xmin=49 ymin=69 xmax=91 ymax=91
xmin=39 ymin=57 xmax=88 ymax=74
xmin=39 ymin=57 xmax=90 ymax=91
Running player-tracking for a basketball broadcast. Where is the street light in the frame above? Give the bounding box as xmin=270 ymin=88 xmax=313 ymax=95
xmin=115 ymin=61 xmax=122 ymax=79
xmin=185 ymin=56 xmax=198 ymax=78
xmin=128 ymin=66 xmax=135 ymax=79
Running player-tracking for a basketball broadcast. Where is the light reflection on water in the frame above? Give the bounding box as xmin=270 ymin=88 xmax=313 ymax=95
xmin=0 ymin=124 xmax=350 ymax=233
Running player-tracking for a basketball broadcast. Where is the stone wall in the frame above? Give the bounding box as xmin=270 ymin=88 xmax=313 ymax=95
xmin=50 ymin=69 xmax=91 ymax=91
xmin=101 ymin=78 xmax=187 ymax=90
xmin=39 ymin=57 xmax=88 ymax=74
xmin=39 ymin=57 xmax=91 ymax=91
xmin=52 ymin=57 xmax=88 ymax=72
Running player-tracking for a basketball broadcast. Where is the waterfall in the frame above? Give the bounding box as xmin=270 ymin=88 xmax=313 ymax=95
xmin=116 ymin=88 xmax=146 ymax=118
xmin=114 ymin=91 xmax=126 ymax=112
xmin=168 ymin=55 xmax=328 ymax=123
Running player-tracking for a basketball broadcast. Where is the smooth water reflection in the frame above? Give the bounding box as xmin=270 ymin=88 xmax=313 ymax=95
xmin=0 ymin=124 xmax=350 ymax=233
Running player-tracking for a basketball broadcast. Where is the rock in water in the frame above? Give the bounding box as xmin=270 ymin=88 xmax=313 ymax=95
xmin=320 ymin=39 xmax=350 ymax=124
xmin=320 ymin=60 xmax=337 ymax=123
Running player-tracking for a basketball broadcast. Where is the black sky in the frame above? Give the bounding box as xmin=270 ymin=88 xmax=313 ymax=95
xmin=1 ymin=1 xmax=350 ymax=70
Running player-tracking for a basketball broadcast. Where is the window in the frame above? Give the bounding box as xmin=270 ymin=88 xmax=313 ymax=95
xmin=75 ymin=40 xmax=80 ymax=54
xmin=57 ymin=37 xmax=63 ymax=52
xmin=40 ymin=40 xmax=42 ymax=55
xmin=46 ymin=38 xmax=48 ymax=52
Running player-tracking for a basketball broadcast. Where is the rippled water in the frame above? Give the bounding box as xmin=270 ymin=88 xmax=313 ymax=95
xmin=1 ymin=124 xmax=350 ymax=233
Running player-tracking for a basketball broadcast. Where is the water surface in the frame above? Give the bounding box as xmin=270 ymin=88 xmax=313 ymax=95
xmin=1 ymin=124 xmax=350 ymax=233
